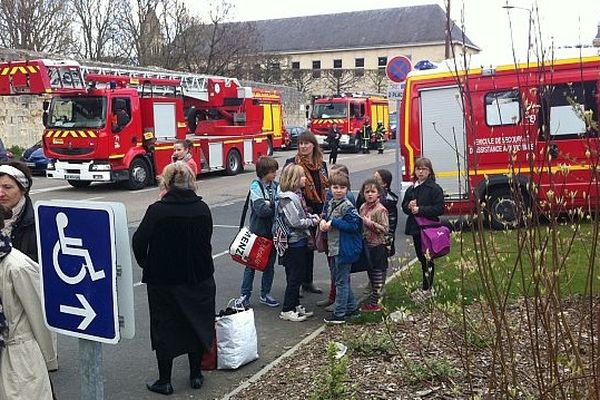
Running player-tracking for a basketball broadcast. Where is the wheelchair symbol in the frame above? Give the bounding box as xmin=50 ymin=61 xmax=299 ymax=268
xmin=52 ymin=212 xmax=106 ymax=285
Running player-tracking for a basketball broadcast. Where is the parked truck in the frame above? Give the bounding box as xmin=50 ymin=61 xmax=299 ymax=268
xmin=0 ymin=59 xmax=284 ymax=189
xmin=400 ymin=52 xmax=600 ymax=229
xmin=310 ymin=93 xmax=390 ymax=151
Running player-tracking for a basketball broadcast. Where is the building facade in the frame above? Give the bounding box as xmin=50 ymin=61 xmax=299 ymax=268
xmin=247 ymin=4 xmax=479 ymax=97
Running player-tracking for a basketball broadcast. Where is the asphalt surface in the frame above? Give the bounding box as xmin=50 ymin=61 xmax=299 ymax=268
xmin=31 ymin=146 xmax=408 ymax=399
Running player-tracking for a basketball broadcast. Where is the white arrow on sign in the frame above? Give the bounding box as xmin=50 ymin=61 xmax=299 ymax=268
xmin=60 ymin=293 xmax=97 ymax=330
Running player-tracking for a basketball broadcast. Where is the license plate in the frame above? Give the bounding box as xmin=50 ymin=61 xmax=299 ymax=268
xmin=65 ymin=174 xmax=80 ymax=180
xmin=25 ymin=162 xmax=35 ymax=168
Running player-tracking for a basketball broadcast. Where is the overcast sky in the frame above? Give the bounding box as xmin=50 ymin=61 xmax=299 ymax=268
xmin=187 ymin=0 xmax=600 ymax=61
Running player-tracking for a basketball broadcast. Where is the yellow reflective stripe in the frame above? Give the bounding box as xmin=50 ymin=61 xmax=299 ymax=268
xmin=436 ymin=165 xmax=592 ymax=178
xmin=177 ymin=122 xmax=187 ymax=128
xmin=61 ymin=131 xmax=69 ymax=138
xmin=224 ymin=140 xmax=243 ymax=144
xmin=0 ymin=67 xmax=9 ymax=76
xmin=27 ymin=66 xmax=37 ymax=73
xmin=87 ymin=130 xmax=96 ymax=138
xmin=77 ymin=130 xmax=86 ymax=138
xmin=154 ymin=145 xmax=174 ymax=151
xmin=109 ymin=154 xmax=125 ymax=159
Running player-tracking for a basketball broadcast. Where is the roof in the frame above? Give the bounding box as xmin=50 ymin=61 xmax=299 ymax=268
xmin=241 ymin=4 xmax=477 ymax=53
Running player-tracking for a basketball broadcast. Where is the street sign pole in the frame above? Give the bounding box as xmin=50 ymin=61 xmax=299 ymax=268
xmin=80 ymin=339 xmax=104 ymax=400
xmin=35 ymin=200 xmax=135 ymax=400
xmin=395 ymin=98 xmax=402 ymax=195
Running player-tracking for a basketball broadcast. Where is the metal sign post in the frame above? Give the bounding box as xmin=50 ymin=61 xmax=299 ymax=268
xmin=35 ymin=200 xmax=135 ymax=400
xmin=387 ymin=83 xmax=406 ymax=195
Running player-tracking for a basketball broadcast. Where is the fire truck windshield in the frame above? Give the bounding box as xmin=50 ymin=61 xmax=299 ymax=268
xmin=312 ymin=103 xmax=347 ymax=119
xmin=47 ymin=96 xmax=106 ymax=129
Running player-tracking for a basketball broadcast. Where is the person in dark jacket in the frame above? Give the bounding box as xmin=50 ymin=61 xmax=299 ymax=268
xmin=401 ymin=157 xmax=444 ymax=299
xmin=326 ymin=123 xmax=341 ymax=165
xmin=237 ymin=156 xmax=280 ymax=308
xmin=361 ymin=117 xmax=372 ymax=154
xmin=132 ymin=161 xmax=215 ymax=395
xmin=0 ymin=162 xmax=37 ymax=261
xmin=285 ymin=131 xmax=329 ymax=294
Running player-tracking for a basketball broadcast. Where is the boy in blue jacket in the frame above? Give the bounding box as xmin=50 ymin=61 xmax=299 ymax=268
xmin=319 ymin=172 xmax=362 ymax=324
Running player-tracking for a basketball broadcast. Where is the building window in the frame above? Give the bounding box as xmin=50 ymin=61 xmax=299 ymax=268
xmin=312 ymin=60 xmax=321 ymax=78
xmin=378 ymin=57 xmax=388 ymax=69
xmin=291 ymin=61 xmax=300 ymax=69
xmin=333 ymin=59 xmax=342 ymax=69
xmin=355 ymin=58 xmax=364 ymax=68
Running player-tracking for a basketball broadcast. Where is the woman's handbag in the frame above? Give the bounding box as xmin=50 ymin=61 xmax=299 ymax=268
xmin=215 ymin=299 xmax=259 ymax=370
xmin=414 ymin=216 xmax=451 ymax=259
xmin=229 ymin=191 xmax=273 ymax=271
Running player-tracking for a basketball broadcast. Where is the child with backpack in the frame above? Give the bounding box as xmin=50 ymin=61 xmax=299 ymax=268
xmin=319 ymin=172 xmax=362 ymax=324
xmin=236 ymin=156 xmax=280 ymax=308
xmin=276 ymin=164 xmax=321 ymax=322
xmin=358 ymin=179 xmax=389 ymax=312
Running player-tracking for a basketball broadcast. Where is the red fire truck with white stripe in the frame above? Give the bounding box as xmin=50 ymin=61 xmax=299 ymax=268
xmin=400 ymin=52 xmax=600 ymax=229
xmin=0 ymin=59 xmax=286 ymax=189
xmin=310 ymin=94 xmax=390 ymax=151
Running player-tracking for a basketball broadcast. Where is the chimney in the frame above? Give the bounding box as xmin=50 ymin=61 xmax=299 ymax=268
xmin=594 ymin=21 xmax=600 ymax=47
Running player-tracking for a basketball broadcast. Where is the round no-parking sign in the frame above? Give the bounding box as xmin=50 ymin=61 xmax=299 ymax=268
xmin=386 ymin=56 xmax=412 ymax=83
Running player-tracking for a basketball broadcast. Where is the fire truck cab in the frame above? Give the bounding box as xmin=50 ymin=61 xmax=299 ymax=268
xmin=401 ymin=52 xmax=600 ymax=229
xmin=310 ymin=94 xmax=390 ymax=151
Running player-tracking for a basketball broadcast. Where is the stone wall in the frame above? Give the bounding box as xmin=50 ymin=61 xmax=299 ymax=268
xmin=0 ymin=95 xmax=47 ymax=149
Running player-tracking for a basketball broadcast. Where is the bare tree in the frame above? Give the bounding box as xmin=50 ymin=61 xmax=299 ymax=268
xmin=71 ymin=0 xmax=123 ymax=61
xmin=281 ymin=69 xmax=316 ymax=94
xmin=365 ymin=69 xmax=388 ymax=94
xmin=119 ymin=0 xmax=161 ymax=65
xmin=322 ymin=69 xmax=361 ymax=95
xmin=158 ymin=0 xmax=199 ymax=70
xmin=0 ymin=0 xmax=74 ymax=53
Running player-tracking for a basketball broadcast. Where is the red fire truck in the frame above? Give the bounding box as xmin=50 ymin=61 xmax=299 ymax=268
xmin=0 ymin=59 xmax=284 ymax=189
xmin=400 ymin=52 xmax=600 ymax=229
xmin=310 ymin=94 xmax=390 ymax=151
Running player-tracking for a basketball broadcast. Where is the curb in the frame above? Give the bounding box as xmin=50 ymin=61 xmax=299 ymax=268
xmin=220 ymin=256 xmax=418 ymax=399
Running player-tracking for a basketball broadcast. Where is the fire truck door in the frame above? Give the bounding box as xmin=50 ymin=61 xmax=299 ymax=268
xmin=419 ymin=86 xmax=468 ymax=198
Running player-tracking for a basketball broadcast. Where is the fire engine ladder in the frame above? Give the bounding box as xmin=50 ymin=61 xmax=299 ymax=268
xmin=79 ymin=64 xmax=240 ymax=102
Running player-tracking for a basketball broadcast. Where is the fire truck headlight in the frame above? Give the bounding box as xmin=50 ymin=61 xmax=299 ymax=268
xmin=90 ymin=163 xmax=111 ymax=171
xmin=46 ymin=161 xmax=55 ymax=170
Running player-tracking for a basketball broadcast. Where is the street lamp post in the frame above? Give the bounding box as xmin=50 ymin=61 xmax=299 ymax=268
xmin=502 ymin=2 xmax=534 ymax=61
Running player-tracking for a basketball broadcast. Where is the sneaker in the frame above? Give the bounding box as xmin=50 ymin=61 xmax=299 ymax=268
xmin=323 ymin=314 xmax=345 ymax=325
xmin=316 ymin=299 xmax=334 ymax=307
xmin=279 ymin=310 xmax=307 ymax=322
xmin=296 ymin=305 xmax=314 ymax=318
xmin=360 ymin=303 xmax=383 ymax=312
xmin=259 ymin=294 xmax=280 ymax=308
xmin=234 ymin=295 xmax=250 ymax=309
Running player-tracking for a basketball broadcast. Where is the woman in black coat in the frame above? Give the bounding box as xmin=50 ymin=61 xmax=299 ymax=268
xmin=402 ymin=157 xmax=444 ymax=298
xmin=133 ymin=162 xmax=215 ymax=395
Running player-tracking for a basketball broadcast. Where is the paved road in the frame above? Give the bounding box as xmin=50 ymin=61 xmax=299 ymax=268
xmin=30 ymin=146 xmax=408 ymax=399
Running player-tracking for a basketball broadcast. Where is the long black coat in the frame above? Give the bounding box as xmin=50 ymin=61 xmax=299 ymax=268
xmin=11 ymin=196 xmax=37 ymax=262
xmin=402 ymin=177 xmax=445 ymax=235
xmin=132 ymin=189 xmax=215 ymax=359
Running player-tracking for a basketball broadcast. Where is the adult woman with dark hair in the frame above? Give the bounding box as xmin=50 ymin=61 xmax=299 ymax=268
xmin=0 ymin=161 xmax=36 ymax=261
xmin=133 ymin=162 xmax=215 ymax=395
xmin=285 ymin=131 xmax=329 ymax=294
xmin=401 ymin=157 xmax=444 ymax=300
xmin=0 ymin=204 xmax=57 ymax=400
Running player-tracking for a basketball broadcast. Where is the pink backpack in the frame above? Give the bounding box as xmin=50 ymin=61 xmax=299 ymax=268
xmin=414 ymin=217 xmax=451 ymax=259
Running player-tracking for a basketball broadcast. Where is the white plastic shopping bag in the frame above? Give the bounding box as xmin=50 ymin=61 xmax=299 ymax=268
xmin=216 ymin=301 xmax=259 ymax=369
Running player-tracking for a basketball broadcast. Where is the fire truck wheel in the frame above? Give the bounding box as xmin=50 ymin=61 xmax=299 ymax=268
xmin=267 ymin=138 xmax=274 ymax=156
xmin=352 ymin=134 xmax=361 ymax=153
xmin=68 ymin=180 xmax=91 ymax=188
xmin=488 ymin=187 xmax=522 ymax=230
xmin=126 ymin=157 xmax=150 ymax=190
xmin=225 ymin=149 xmax=243 ymax=175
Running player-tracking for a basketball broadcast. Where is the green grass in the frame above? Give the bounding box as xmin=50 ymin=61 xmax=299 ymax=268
xmin=383 ymin=221 xmax=600 ymax=311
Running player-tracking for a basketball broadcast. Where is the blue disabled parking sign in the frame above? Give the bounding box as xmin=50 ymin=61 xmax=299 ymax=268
xmin=36 ymin=202 xmax=120 ymax=344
